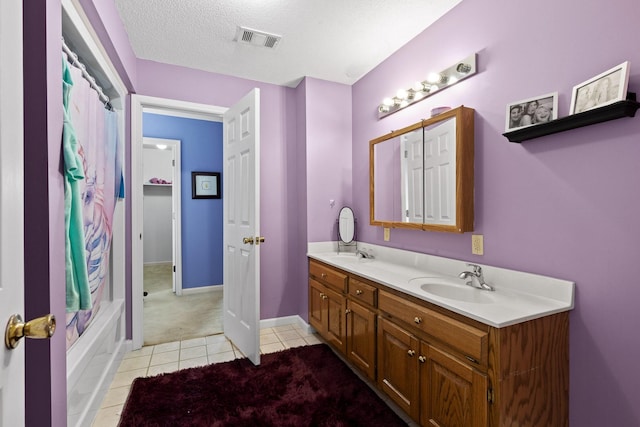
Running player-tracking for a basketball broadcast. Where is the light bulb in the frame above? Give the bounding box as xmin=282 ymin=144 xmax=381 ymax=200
xmin=396 ymin=89 xmax=408 ymax=100
xmin=427 ymin=72 xmax=442 ymax=84
xmin=383 ymin=98 xmax=394 ymax=107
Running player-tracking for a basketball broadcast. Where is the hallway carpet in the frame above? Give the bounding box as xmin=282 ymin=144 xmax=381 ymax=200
xmin=144 ymin=264 xmax=223 ymax=345
xmin=118 ymin=344 xmax=408 ymax=427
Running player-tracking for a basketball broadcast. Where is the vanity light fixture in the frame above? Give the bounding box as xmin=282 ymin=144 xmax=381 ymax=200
xmin=377 ymin=53 xmax=478 ymax=118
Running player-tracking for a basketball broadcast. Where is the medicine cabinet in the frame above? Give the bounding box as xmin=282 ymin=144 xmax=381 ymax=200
xmin=370 ymin=106 xmax=474 ymax=233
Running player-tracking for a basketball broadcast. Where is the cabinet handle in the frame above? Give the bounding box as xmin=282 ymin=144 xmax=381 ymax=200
xmin=355 ymin=289 xmax=363 ymax=295
xmin=321 ymin=273 xmax=327 ymax=279
xmin=407 ymin=349 xmax=416 ymax=357
xmin=345 ymin=309 xmax=351 ymax=315
xmin=322 ymin=295 xmax=328 ymax=300
xmin=418 ymin=355 xmax=427 ymax=363
xmin=414 ymin=317 xmax=422 ymax=324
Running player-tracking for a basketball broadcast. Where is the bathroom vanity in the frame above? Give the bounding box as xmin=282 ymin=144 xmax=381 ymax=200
xmin=308 ymin=244 xmax=573 ymax=427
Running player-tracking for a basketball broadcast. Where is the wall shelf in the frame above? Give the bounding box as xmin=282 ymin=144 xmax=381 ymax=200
xmin=144 ymin=183 xmax=172 ymax=187
xmin=503 ymin=94 xmax=640 ymax=143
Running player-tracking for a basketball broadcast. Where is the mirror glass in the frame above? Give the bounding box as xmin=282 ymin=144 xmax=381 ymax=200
xmin=370 ymin=106 xmax=474 ymax=233
xmin=338 ymin=206 xmax=355 ymax=243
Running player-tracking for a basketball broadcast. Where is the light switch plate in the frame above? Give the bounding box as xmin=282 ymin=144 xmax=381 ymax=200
xmin=472 ymin=234 xmax=484 ymax=255
xmin=384 ymin=227 xmax=390 ymax=241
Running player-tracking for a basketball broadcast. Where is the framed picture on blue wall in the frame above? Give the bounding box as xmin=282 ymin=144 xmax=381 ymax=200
xmin=192 ymin=171 xmax=221 ymax=199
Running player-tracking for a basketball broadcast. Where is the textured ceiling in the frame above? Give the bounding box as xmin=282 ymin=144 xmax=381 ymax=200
xmin=114 ymin=0 xmax=463 ymax=87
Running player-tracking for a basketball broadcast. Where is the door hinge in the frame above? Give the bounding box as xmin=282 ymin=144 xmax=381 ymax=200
xmin=487 ymin=388 xmax=494 ymax=404
xmin=173 ymin=265 xmax=176 ymax=272
xmin=404 ymin=150 xmax=408 ymax=158
xmin=172 ymin=159 xmax=175 ymax=166
xmin=406 ymin=209 xmax=409 ymax=217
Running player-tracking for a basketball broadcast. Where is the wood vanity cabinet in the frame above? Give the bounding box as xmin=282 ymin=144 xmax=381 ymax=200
xmin=308 ymin=259 xmax=569 ymax=427
xmin=308 ymin=261 xmax=348 ymax=354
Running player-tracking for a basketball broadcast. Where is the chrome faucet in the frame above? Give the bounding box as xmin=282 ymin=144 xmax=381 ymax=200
xmin=356 ymin=249 xmax=374 ymax=259
xmin=459 ymin=263 xmax=494 ymax=291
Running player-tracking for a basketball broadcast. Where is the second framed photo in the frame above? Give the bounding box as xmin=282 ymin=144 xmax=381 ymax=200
xmin=505 ymin=92 xmax=558 ymax=132
xmin=569 ymin=61 xmax=630 ymax=114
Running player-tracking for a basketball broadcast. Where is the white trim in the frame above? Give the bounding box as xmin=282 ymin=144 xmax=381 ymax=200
xmin=181 ymin=285 xmax=223 ymax=295
xmin=144 ymin=107 xmax=223 ymax=123
xmin=131 ymin=94 xmax=227 ymax=350
xmin=260 ymin=315 xmax=310 ymax=332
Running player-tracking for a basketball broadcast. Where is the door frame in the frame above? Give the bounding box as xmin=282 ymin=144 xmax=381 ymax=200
xmin=142 ymin=138 xmax=182 ymax=294
xmin=131 ymin=95 xmax=226 ymax=349
xmin=0 ymin=0 xmax=25 ymax=424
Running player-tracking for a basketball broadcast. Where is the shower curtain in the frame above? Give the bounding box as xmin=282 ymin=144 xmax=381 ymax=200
xmin=63 ymin=55 xmax=123 ymax=350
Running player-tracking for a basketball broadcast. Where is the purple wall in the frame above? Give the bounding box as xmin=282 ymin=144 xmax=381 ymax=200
xmin=143 ymin=113 xmax=224 ymax=288
xmin=352 ymin=0 xmax=640 ymax=425
xmin=303 ymin=78 xmax=353 ymax=241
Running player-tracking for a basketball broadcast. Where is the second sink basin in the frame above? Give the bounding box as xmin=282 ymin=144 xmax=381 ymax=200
xmin=408 ymin=278 xmax=496 ymax=304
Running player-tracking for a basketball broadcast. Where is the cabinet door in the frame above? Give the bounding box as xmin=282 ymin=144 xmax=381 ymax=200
xmin=377 ymin=317 xmax=420 ymax=421
xmin=324 ymin=285 xmax=347 ymax=354
xmin=346 ymin=300 xmax=376 ymax=381
xmin=308 ymin=278 xmax=325 ymax=334
xmin=421 ymin=343 xmax=488 ymax=427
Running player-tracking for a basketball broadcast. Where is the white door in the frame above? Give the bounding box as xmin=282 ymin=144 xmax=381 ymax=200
xmin=223 ymin=89 xmax=261 ymax=365
xmin=423 ymin=117 xmax=457 ymax=225
xmin=401 ymin=130 xmax=425 ymax=223
xmin=0 ymin=0 xmax=26 ymax=424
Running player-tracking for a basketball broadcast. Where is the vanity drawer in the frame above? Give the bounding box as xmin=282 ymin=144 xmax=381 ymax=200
xmin=348 ymin=278 xmax=377 ymax=307
xmin=378 ymin=290 xmax=487 ymax=362
xmin=309 ymin=260 xmax=348 ymax=293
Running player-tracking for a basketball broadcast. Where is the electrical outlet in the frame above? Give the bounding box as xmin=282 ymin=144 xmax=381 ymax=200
xmin=472 ymin=234 xmax=484 ymax=255
xmin=384 ymin=227 xmax=390 ymax=241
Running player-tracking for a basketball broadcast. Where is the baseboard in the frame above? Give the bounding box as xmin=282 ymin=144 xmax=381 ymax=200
xmin=181 ymin=284 xmax=223 ymax=295
xmin=260 ymin=315 xmax=310 ymax=332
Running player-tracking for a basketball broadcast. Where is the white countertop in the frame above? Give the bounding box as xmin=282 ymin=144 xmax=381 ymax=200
xmin=307 ymin=242 xmax=575 ymax=328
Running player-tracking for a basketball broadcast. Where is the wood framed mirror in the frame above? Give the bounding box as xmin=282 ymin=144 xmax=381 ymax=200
xmin=369 ymin=106 xmax=474 ymax=233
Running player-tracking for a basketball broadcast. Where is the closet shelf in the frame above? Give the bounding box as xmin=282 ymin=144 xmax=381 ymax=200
xmin=144 ymin=183 xmax=172 ymax=187
xmin=503 ymin=97 xmax=640 ymax=143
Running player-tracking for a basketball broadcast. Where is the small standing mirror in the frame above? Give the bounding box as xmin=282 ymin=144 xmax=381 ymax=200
xmin=337 ymin=206 xmax=356 ymax=253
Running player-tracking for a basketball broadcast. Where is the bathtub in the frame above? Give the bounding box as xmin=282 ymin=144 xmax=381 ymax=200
xmin=66 ymin=298 xmax=128 ymax=427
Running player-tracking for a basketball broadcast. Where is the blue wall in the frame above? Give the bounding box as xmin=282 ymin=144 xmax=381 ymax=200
xmin=143 ymin=113 xmax=223 ymax=288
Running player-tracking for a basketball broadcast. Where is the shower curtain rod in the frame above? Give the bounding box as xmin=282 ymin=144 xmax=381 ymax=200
xmin=62 ymin=38 xmax=113 ymax=111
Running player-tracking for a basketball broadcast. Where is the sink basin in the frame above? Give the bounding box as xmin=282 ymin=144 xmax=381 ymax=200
xmin=416 ymin=281 xmax=496 ymax=304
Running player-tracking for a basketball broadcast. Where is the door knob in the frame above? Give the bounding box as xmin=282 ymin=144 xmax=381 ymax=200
xmin=243 ymin=237 xmax=255 ymax=245
xmin=256 ymin=236 xmax=265 ymax=246
xmin=5 ymin=314 xmax=56 ymax=350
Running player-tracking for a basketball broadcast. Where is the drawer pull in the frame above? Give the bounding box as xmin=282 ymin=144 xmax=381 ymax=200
xmin=345 ymin=309 xmax=352 ymax=315
xmin=407 ymin=349 xmax=416 ymax=357
xmin=320 ymin=293 xmax=328 ymax=300
xmin=356 ymin=289 xmax=364 ymax=295
xmin=321 ymin=273 xmax=327 ymax=279
xmin=465 ymin=355 xmax=479 ymax=364
xmin=418 ymin=355 xmax=427 ymax=363
xmin=414 ymin=317 xmax=423 ymax=324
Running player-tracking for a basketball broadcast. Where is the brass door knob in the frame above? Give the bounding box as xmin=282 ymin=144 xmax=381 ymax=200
xmin=5 ymin=314 xmax=56 ymax=349
xmin=256 ymin=236 xmax=265 ymax=246
xmin=243 ymin=237 xmax=255 ymax=245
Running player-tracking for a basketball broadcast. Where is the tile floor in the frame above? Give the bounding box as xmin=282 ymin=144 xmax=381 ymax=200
xmin=92 ymin=324 xmax=321 ymax=427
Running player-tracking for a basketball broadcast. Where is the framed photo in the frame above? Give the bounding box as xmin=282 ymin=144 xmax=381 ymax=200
xmin=192 ymin=172 xmax=221 ymax=199
xmin=570 ymin=61 xmax=630 ymax=114
xmin=505 ymin=92 xmax=558 ymax=131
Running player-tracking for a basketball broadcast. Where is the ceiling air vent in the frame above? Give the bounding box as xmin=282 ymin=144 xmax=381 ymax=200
xmin=235 ymin=26 xmax=281 ymax=49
